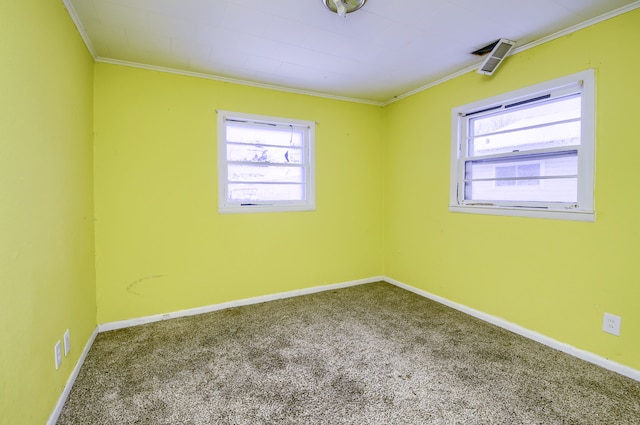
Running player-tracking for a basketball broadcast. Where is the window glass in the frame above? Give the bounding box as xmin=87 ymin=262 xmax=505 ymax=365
xmin=218 ymin=111 xmax=315 ymax=213
xmin=469 ymin=96 xmax=581 ymax=157
xmin=450 ymin=70 xmax=595 ymax=221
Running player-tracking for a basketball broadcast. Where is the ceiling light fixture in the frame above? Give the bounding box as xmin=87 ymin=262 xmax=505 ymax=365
xmin=323 ymin=0 xmax=367 ymax=18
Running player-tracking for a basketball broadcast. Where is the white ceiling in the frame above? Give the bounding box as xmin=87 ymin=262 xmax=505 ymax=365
xmin=65 ymin=0 xmax=638 ymax=104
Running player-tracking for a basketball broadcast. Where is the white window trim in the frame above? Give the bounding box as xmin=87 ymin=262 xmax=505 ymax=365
xmin=449 ymin=69 xmax=595 ymax=222
xmin=217 ymin=110 xmax=316 ymax=214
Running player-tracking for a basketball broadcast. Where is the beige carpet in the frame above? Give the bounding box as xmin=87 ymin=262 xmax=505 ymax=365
xmin=57 ymin=282 xmax=640 ymax=424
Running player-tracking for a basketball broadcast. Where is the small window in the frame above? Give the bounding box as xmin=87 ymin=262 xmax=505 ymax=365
xmin=450 ymin=70 xmax=595 ymax=221
xmin=217 ymin=111 xmax=315 ymax=213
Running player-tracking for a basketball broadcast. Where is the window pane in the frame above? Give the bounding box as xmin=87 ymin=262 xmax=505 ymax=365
xmin=469 ymin=95 xmax=581 ymax=156
xmin=466 ymin=151 xmax=577 ymax=179
xmin=227 ymin=123 xmax=303 ymax=147
xmin=227 ymin=143 xmax=302 ymax=164
xmin=228 ymin=183 xmax=304 ymax=202
xmin=516 ymin=163 xmax=541 ymax=186
xmin=465 ymin=178 xmax=577 ymax=203
xmin=495 ymin=165 xmax=517 ymax=186
xmin=465 ymin=151 xmax=578 ymax=202
xmin=228 ymin=164 xmax=304 ymax=183
xmin=494 ymin=163 xmax=542 ymax=186
xmin=470 ymin=120 xmax=580 ymax=157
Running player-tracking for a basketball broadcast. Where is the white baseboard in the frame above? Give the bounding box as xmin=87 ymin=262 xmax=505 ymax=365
xmin=384 ymin=276 xmax=640 ymax=382
xmin=99 ymin=276 xmax=384 ymax=332
xmin=49 ymin=277 xmax=381 ymax=423
xmin=47 ymin=326 xmax=98 ymax=425
xmin=48 ymin=275 xmax=639 ymax=424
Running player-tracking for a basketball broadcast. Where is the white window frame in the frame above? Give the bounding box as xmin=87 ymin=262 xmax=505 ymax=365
xmin=449 ymin=70 xmax=595 ymax=222
xmin=217 ymin=110 xmax=316 ymax=214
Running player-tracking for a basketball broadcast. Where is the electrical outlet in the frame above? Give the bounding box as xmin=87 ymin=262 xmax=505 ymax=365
xmin=602 ymin=313 xmax=621 ymax=336
xmin=54 ymin=341 xmax=62 ymax=369
xmin=63 ymin=329 xmax=70 ymax=356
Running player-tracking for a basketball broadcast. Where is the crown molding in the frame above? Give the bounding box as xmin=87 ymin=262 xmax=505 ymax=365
xmin=383 ymin=1 xmax=640 ymax=106
xmin=510 ymin=0 xmax=640 ymax=57
xmin=61 ymin=0 xmax=96 ymax=59
xmin=95 ymin=57 xmax=385 ymax=107
xmin=63 ymin=0 xmax=640 ymax=106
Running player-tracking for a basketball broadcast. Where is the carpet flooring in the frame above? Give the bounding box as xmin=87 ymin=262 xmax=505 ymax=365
xmin=57 ymin=282 xmax=640 ymax=424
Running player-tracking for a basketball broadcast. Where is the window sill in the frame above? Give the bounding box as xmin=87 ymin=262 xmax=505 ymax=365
xmin=448 ymin=204 xmax=594 ymax=222
xmin=219 ymin=203 xmax=316 ymax=214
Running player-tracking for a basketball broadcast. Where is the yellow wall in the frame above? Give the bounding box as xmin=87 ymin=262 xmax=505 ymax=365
xmin=93 ymin=64 xmax=385 ymax=323
xmin=384 ymin=9 xmax=640 ymax=370
xmin=0 ymin=1 xmax=96 ymax=424
xmin=2 ymin=3 xmax=639 ymax=423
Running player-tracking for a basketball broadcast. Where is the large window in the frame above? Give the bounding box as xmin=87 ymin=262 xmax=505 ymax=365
xmin=450 ymin=70 xmax=595 ymax=221
xmin=217 ymin=111 xmax=315 ymax=213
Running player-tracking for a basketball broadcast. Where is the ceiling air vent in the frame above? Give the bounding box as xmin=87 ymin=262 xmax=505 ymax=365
xmin=476 ymin=38 xmax=516 ymax=76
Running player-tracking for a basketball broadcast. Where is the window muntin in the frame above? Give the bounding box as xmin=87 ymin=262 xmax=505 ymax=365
xmin=218 ymin=111 xmax=315 ymax=213
xmin=450 ymin=70 xmax=595 ymax=221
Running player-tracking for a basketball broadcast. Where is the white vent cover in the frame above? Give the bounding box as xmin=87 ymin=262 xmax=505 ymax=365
xmin=477 ymin=39 xmax=516 ymax=76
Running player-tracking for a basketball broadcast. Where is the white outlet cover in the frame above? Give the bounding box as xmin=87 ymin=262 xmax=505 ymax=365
xmin=602 ymin=313 xmax=621 ymax=336
xmin=63 ymin=329 xmax=70 ymax=356
xmin=54 ymin=341 xmax=62 ymax=369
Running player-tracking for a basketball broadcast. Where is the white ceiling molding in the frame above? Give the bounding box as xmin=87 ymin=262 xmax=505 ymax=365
xmin=95 ymin=57 xmax=385 ymax=106
xmin=62 ymin=0 xmax=96 ymax=59
xmin=63 ymin=0 xmax=640 ymax=106
xmin=510 ymin=0 xmax=640 ymax=57
xmin=383 ymin=0 xmax=640 ymax=106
